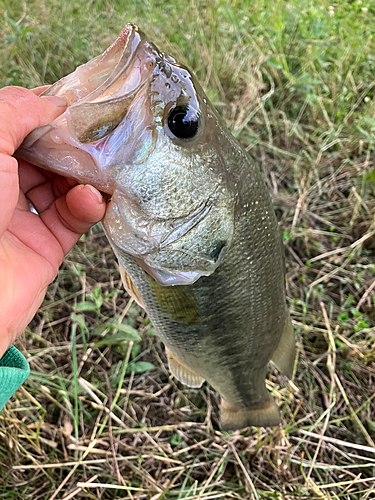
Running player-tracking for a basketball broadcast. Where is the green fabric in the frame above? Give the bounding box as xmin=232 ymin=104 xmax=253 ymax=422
xmin=0 ymin=346 xmax=30 ymax=411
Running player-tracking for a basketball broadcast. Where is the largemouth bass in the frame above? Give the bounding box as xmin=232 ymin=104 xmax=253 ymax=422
xmin=17 ymin=24 xmax=295 ymax=430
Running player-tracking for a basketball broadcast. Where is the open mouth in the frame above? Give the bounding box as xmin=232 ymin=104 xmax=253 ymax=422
xmin=41 ymin=23 xmax=156 ymax=152
xmin=42 ymin=24 xmax=150 ymax=106
xmin=18 ymin=24 xmax=158 ymax=193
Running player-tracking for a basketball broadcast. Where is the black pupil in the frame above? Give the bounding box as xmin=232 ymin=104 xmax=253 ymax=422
xmin=168 ymin=106 xmax=199 ymax=139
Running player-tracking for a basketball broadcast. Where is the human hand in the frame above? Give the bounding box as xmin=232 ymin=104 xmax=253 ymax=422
xmin=0 ymin=86 xmax=107 ymax=357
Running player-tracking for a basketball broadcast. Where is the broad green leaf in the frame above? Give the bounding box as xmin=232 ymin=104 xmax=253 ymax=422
xmin=73 ymin=301 xmax=98 ymax=312
xmin=127 ymin=361 xmax=155 ymax=373
xmin=93 ymin=323 xmax=141 ymax=341
xmin=267 ymin=56 xmax=282 ymax=69
xmin=93 ymin=332 xmax=139 ymax=347
xmin=70 ymin=313 xmax=87 ymax=331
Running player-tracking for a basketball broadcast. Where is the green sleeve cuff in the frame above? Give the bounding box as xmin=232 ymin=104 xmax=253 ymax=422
xmin=0 ymin=346 xmax=30 ymax=411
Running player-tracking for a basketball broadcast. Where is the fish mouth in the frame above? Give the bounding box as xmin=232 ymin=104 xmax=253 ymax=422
xmin=42 ymin=23 xmax=148 ymax=106
xmin=18 ymin=23 xmax=157 ymax=192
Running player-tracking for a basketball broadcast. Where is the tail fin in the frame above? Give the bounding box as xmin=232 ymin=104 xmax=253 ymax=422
xmin=220 ymin=397 xmax=281 ymax=431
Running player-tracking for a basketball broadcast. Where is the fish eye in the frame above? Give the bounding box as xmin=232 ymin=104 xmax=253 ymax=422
xmin=167 ymin=105 xmax=199 ymax=140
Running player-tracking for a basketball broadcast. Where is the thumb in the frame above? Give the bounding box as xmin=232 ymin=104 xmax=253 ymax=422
xmin=0 ymin=86 xmax=67 ymax=155
xmin=0 ymin=86 xmax=67 ymax=237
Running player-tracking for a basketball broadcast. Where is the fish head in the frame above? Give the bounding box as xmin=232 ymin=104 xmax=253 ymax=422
xmin=18 ymin=23 xmax=238 ymax=286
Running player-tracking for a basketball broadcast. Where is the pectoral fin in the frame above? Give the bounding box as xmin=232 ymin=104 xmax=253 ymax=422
xmin=119 ymin=264 xmax=145 ymax=309
xmin=165 ymin=348 xmax=205 ymax=388
xmin=221 ymin=397 xmax=281 ymax=431
xmin=270 ymin=315 xmax=295 ymax=379
xmin=147 ymin=275 xmax=200 ymax=324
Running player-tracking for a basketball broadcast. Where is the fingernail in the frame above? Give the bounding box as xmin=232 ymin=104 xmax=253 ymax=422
xmin=85 ymin=184 xmax=105 ymax=204
xmin=42 ymin=95 xmax=69 ymax=108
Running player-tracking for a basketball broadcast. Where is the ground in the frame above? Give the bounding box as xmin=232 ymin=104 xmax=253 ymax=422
xmin=1 ymin=0 xmax=375 ymax=498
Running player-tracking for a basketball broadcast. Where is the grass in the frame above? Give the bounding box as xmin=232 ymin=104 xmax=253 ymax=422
xmin=1 ymin=0 xmax=375 ymax=498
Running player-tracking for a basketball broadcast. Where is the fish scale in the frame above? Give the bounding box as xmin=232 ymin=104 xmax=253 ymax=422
xmin=17 ymin=23 xmax=295 ymax=430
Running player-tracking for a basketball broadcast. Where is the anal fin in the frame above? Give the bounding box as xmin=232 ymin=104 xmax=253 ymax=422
xmin=165 ymin=348 xmax=205 ymax=388
xmin=221 ymin=397 xmax=281 ymax=431
xmin=271 ymin=315 xmax=296 ymax=379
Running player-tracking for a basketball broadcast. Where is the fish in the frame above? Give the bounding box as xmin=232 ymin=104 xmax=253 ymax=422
xmin=17 ymin=23 xmax=295 ymax=430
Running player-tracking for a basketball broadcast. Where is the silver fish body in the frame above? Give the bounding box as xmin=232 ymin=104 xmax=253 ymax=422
xmin=17 ymin=24 xmax=295 ymax=430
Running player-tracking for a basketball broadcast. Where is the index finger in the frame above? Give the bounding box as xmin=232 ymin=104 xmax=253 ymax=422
xmin=0 ymin=86 xmax=67 ymax=236
xmin=30 ymin=85 xmax=51 ymax=96
xmin=0 ymin=86 xmax=66 ymax=155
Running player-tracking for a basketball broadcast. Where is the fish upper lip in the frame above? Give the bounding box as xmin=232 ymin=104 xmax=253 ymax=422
xmin=71 ymin=25 xmax=147 ymax=106
xmin=40 ymin=23 xmax=152 ymax=109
